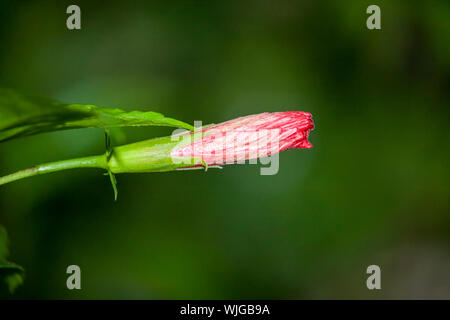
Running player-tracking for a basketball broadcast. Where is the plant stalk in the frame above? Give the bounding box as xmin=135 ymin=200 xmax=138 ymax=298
xmin=0 ymin=155 xmax=107 ymax=186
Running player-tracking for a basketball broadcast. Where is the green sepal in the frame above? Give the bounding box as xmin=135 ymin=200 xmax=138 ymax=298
xmin=104 ymin=129 xmax=118 ymax=201
xmin=107 ymin=125 xmax=218 ymax=174
xmin=108 ymin=170 xmax=118 ymax=201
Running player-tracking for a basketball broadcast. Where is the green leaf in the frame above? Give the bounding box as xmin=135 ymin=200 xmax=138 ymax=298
xmin=0 ymin=88 xmax=194 ymax=143
xmin=0 ymin=225 xmax=24 ymax=293
xmin=0 ymin=262 xmax=24 ymax=294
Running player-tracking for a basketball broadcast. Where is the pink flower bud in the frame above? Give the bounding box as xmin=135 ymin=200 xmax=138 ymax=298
xmin=171 ymin=111 xmax=314 ymax=166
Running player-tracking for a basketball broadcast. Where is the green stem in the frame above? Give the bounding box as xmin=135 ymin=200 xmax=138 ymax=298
xmin=0 ymin=155 xmax=107 ymax=187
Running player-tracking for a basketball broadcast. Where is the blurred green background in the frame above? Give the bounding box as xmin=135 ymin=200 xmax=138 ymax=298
xmin=0 ymin=0 xmax=449 ymax=299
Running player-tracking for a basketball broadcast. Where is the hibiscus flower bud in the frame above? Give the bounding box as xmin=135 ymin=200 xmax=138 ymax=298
xmin=170 ymin=111 xmax=314 ymax=169
xmin=107 ymin=111 xmax=314 ymax=174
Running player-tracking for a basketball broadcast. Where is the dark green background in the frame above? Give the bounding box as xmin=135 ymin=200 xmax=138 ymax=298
xmin=0 ymin=0 xmax=449 ymax=299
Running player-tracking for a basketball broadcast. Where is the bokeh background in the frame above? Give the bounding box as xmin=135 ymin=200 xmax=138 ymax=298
xmin=0 ymin=0 xmax=449 ymax=299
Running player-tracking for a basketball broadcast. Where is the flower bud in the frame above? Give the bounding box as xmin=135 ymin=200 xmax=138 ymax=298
xmin=108 ymin=111 xmax=314 ymax=172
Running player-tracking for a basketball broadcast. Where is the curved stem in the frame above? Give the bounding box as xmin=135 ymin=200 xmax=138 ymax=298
xmin=0 ymin=155 xmax=107 ymax=187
